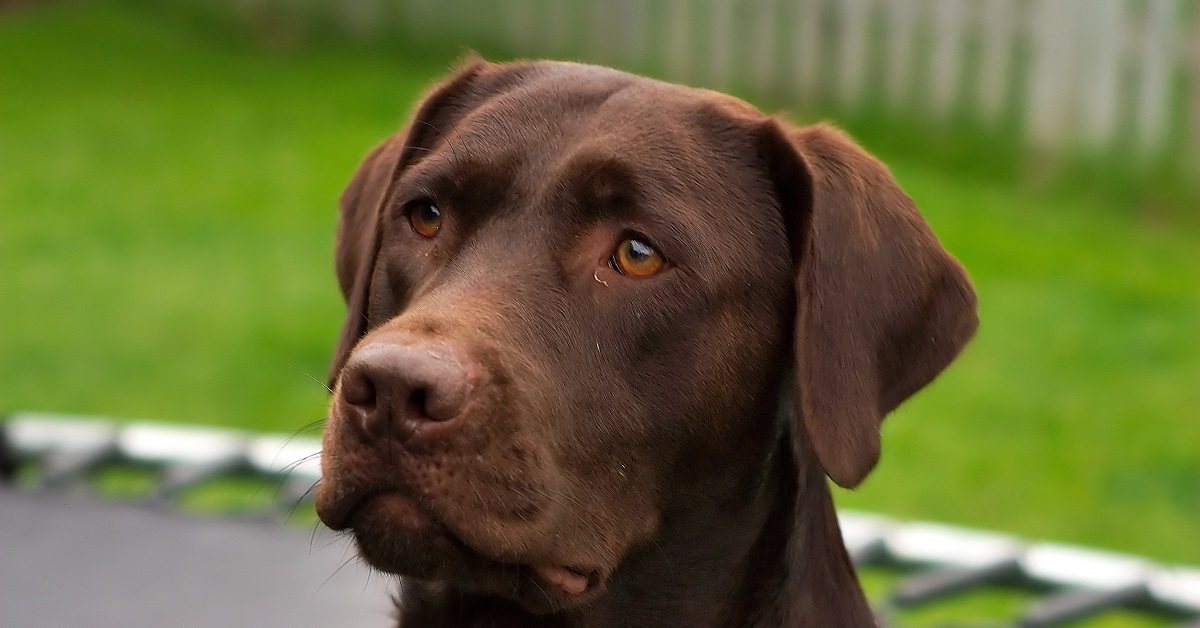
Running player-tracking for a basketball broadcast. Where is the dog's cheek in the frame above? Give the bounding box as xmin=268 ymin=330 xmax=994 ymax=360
xmin=551 ymin=477 xmax=662 ymax=570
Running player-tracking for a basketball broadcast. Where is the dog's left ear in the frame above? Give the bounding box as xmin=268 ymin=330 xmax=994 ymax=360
xmin=328 ymin=56 xmax=517 ymax=387
xmin=327 ymin=133 xmax=407 ymax=388
xmin=760 ymin=120 xmax=979 ymax=488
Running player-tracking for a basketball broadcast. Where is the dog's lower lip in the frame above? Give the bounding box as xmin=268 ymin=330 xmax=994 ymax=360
xmin=534 ymin=565 xmax=595 ymax=596
xmin=319 ymin=486 xmax=427 ymax=532
xmin=350 ymin=491 xmax=434 ymax=530
xmin=316 ymin=489 xmax=359 ymax=531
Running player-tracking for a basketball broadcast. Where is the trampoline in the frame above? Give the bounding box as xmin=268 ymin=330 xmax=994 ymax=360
xmin=0 ymin=414 xmax=394 ymax=628
xmin=0 ymin=490 xmax=394 ymax=627
xmin=2 ymin=412 xmax=1198 ymax=628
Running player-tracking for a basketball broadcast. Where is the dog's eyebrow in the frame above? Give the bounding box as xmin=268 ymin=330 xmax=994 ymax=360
xmin=392 ymin=152 xmax=520 ymax=219
xmin=564 ymin=154 xmax=640 ymax=221
xmin=548 ymin=153 xmax=706 ymax=266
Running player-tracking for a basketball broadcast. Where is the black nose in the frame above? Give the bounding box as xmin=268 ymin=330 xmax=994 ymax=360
xmin=338 ymin=343 xmax=473 ymax=441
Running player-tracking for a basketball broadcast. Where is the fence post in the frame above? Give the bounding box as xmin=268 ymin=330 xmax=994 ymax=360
xmin=833 ymin=0 xmax=871 ymax=111
xmin=928 ymin=0 xmax=968 ymax=117
xmin=396 ymin=0 xmax=440 ymax=38
xmin=1134 ymin=0 xmax=1179 ymax=158
xmin=1075 ymin=0 xmax=1126 ymax=151
xmin=750 ymin=0 xmax=781 ymax=96
xmin=707 ymin=0 xmax=735 ymax=90
xmin=791 ymin=0 xmax=826 ymax=106
xmin=586 ymin=0 xmax=617 ymax=66
xmin=539 ymin=0 xmax=568 ymax=58
xmin=335 ymin=0 xmax=383 ymax=41
xmin=453 ymin=0 xmax=493 ymax=49
xmin=502 ymin=0 xmax=539 ymax=54
xmin=1191 ymin=20 xmax=1200 ymax=177
xmin=1026 ymin=0 xmax=1078 ymax=151
xmin=665 ymin=0 xmax=692 ymax=83
xmin=882 ymin=0 xmax=921 ymax=114
xmin=607 ymin=0 xmax=648 ymax=70
xmin=977 ymin=0 xmax=1016 ymax=124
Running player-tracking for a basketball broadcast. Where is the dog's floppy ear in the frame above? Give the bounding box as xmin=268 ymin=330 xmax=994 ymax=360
xmin=762 ymin=121 xmax=978 ymax=488
xmin=327 ymin=134 xmax=405 ymax=388
xmin=328 ymin=56 xmax=526 ymax=387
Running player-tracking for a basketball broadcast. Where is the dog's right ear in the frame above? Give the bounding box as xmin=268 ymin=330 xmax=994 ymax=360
xmin=760 ymin=121 xmax=978 ymax=489
xmin=328 ymin=56 xmax=529 ymax=387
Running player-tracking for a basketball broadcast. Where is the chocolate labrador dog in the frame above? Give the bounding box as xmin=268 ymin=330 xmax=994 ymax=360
xmin=315 ymin=58 xmax=977 ymax=628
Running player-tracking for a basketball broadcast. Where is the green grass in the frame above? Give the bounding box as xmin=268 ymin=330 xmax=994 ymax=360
xmin=1 ymin=2 xmax=445 ymax=433
xmin=1 ymin=2 xmax=1197 ymax=613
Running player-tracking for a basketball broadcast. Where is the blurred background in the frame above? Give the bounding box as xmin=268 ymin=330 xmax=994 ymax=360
xmin=1 ymin=0 xmax=1197 ymax=625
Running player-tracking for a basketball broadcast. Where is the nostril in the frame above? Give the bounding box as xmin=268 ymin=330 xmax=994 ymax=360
xmin=406 ymin=386 xmax=457 ymax=423
xmin=341 ymin=370 xmax=378 ymax=413
xmin=405 ymin=386 xmax=434 ymax=425
xmin=407 ymin=388 xmax=429 ymax=421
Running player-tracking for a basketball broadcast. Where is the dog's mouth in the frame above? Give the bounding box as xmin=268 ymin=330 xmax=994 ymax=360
xmin=345 ymin=491 xmax=435 ymax=533
xmin=324 ymin=488 xmax=602 ymax=601
xmin=531 ymin=565 xmax=593 ymax=597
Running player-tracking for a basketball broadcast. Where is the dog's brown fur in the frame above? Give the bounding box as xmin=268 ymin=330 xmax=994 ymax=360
xmin=316 ymin=59 xmax=978 ymax=628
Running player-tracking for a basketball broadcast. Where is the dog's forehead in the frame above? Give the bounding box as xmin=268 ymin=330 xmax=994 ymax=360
xmin=423 ymin=69 xmax=776 ymax=222
xmin=445 ymin=68 xmax=753 ymax=171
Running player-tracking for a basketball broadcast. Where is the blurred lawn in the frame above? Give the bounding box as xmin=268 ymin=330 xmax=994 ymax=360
xmin=1 ymin=0 xmax=1197 ymax=588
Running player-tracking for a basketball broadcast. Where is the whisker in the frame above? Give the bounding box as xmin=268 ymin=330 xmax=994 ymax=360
xmin=279 ymin=452 xmax=322 ymax=475
xmin=415 ymin=119 xmax=460 ymax=167
xmin=285 ymin=478 xmax=321 ymax=520
xmin=530 ymin=576 xmax=553 ymax=607
xmin=287 ymin=418 xmax=327 ymax=437
xmin=317 ymin=554 xmax=360 ymax=594
xmin=310 ymin=521 xmax=351 ymax=554
xmin=653 ymin=537 xmax=672 ymax=569
xmin=295 ymin=367 xmax=334 ymax=394
xmin=309 ymin=515 xmax=326 ymax=552
xmin=259 ymin=451 xmax=322 ymax=501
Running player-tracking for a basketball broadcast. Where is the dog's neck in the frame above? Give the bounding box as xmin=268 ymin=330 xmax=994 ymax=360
xmin=392 ymin=434 xmax=874 ymax=628
xmin=777 ymin=437 xmax=878 ymax=627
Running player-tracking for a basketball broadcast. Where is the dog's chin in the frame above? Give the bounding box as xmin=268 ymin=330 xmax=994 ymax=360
xmin=348 ymin=493 xmax=466 ymax=578
xmin=347 ymin=493 xmax=608 ymax=615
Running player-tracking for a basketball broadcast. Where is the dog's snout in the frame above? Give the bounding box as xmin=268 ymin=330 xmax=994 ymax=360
xmin=338 ymin=343 xmax=473 ymax=441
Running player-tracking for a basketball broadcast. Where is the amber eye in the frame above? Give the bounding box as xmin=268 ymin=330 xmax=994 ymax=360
xmin=408 ymin=201 xmax=442 ymax=238
xmin=611 ymin=237 xmax=665 ymax=277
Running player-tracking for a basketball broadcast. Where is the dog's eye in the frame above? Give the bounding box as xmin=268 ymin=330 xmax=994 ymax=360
xmin=408 ymin=201 xmax=442 ymax=238
xmin=611 ymin=238 xmax=665 ymax=277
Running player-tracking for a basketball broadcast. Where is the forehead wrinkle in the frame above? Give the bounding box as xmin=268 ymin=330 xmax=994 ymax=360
xmin=460 ymin=74 xmax=595 ymax=154
xmin=452 ymin=70 xmax=642 ymax=169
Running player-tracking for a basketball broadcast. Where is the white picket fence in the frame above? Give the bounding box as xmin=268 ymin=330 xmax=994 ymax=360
xmin=260 ymin=0 xmax=1200 ymax=172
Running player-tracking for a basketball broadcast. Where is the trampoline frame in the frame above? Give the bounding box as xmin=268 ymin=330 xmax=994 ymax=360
xmin=2 ymin=411 xmax=1197 ymax=627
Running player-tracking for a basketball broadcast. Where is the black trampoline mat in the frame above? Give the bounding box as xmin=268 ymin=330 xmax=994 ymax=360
xmin=0 ymin=490 xmax=395 ymax=628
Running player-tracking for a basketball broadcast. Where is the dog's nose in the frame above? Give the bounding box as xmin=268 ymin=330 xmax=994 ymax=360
xmin=338 ymin=343 xmax=473 ymax=440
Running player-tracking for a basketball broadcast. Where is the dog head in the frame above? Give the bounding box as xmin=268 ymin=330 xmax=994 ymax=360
xmin=315 ymin=59 xmax=977 ymax=615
